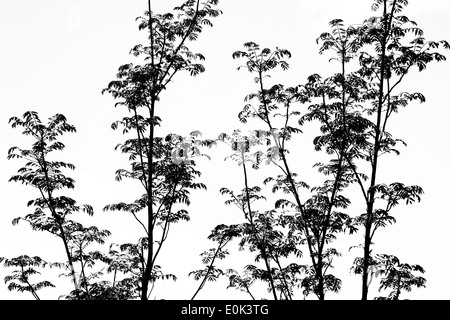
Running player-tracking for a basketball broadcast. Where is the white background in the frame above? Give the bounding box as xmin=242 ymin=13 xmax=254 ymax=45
xmin=0 ymin=0 xmax=449 ymax=300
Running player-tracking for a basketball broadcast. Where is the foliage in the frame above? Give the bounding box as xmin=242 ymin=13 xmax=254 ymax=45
xmin=337 ymin=0 xmax=448 ymax=299
xmin=3 ymin=0 xmax=447 ymax=301
xmin=231 ymin=40 xmax=356 ymax=300
xmin=352 ymin=253 xmax=426 ymax=300
xmin=101 ymin=0 xmax=221 ymax=300
xmin=374 ymin=254 xmax=426 ymax=300
xmin=7 ymin=111 xmax=110 ymax=299
xmin=189 ymin=224 xmax=242 ymax=299
xmin=0 ymin=255 xmax=55 ymax=300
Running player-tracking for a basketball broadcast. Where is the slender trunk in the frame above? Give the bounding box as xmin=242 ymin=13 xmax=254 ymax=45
xmin=30 ymin=289 xmax=40 ymax=300
xmin=257 ymin=68 xmax=320 ymax=298
xmin=133 ymin=108 xmax=153 ymax=300
xmin=316 ymin=255 xmax=325 ymax=300
xmin=242 ymin=161 xmax=278 ymax=300
xmin=141 ymin=98 xmax=155 ymax=300
xmin=191 ymin=237 xmax=227 ymax=300
xmin=317 ymin=49 xmax=348 ymax=300
xmin=362 ymin=0 xmax=397 ymax=300
xmin=141 ymin=0 xmax=156 ymax=301
xmin=139 ymin=0 xmax=206 ymax=299
xmin=22 ymin=265 xmax=40 ymax=300
xmin=55 ymin=217 xmax=78 ymax=292
xmin=27 ymin=283 xmax=40 ymax=300
xmin=395 ymin=275 xmax=401 ymax=300
xmin=277 ymin=150 xmax=320 ymax=289
xmin=112 ymin=269 xmax=117 ymax=289
xmin=40 ymin=152 xmax=79 ymax=296
xmin=79 ymin=248 xmax=91 ymax=299
xmin=245 ymin=285 xmax=256 ymax=300
xmin=151 ymin=184 xmax=178 ymax=266
xmin=274 ymin=256 xmax=292 ymax=300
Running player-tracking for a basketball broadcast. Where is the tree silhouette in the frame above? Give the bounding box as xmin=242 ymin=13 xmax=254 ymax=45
xmin=102 ymin=0 xmax=221 ymax=300
xmin=337 ymin=0 xmax=448 ymax=299
xmin=189 ymin=224 xmax=242 ymax=299
xmin=2 ymin=0 xmax=448 ymax=301
xmin=218 ymin=131 xmax=279 ymax=299
xmin=374 ymin=254 xmax=426 ymax=300
xmin=6 ymin=111 xmax=110 ymax=299
xmin=232 ymin=43 xmax=353 ymax=300
xmin=1 ymin=255 xmax=54 ymax=300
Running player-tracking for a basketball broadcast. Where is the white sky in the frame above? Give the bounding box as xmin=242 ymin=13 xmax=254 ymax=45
xmin=0 ymin=0 xmax=449 ymax=300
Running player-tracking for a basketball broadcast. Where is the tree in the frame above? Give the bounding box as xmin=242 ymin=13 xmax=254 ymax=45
xmin=189 ymin=224 xmax=242 ymax=299
xmin=218 ymin=130 xmax=279 ymax=299
xmin=6 ymin=111 xmax=110 ymax=299
xmin=297 ymin=19 xmax=369 ymax=299
xmin=352 ymin=254 xmax=426 ymax=300
xmin=340 ymin=0 xmax=449 ymax=300
xmin=299 ymin=0 xmax=448 ymax=300
xmin=374 ymin=254 xmax=426 ymax=300
xmin=192 ymin=130 xmax=305 ymax=300
xmin=232 ymin=42 xmax=354 ymax=300
xmin=102 ymin=0 xmax=221 ymax=300
xmin=3 ymin=0 xmax=447 ymax=301
xmin=1 ymin=255 xmax=55 ymax=300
